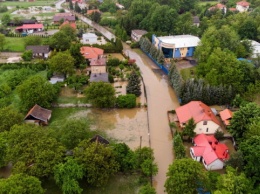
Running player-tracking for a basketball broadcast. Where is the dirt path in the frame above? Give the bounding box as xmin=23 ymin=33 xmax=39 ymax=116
xmin=124 ymin=46 xmax=180 ymax=194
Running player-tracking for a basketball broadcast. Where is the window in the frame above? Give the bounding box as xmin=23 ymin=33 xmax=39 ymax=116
xmin=203 ymin=121 xmax=207 ymax=125
xmin=206 ymin=128 xmax=209 ymax=132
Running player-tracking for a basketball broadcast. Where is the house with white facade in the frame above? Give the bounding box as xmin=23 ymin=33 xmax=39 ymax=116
xmin=82 ymin=33 xmax=98 ymax=44
xmin=208 ymin=3 xmax=227 ymax=14
xmin=236 ymin=1 xmax=250 ymax=12
xmin=131 ymin=29 xmax=147 ymax=42
xmin=152 ymin=34 xmax=200 ymax=59
xmin=190 ymin=133 xmax=229 ymax=170
xmin=175 ymin=101 xmax=222 ymax=134
xmin=250 ymin=40 xmax=260 ymax=58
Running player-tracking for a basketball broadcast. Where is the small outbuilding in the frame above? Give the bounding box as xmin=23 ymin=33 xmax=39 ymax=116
xmin=219 ymin=109 xmax=233 ymax=126
xmin=24 ymin=104 xmax=52 ymax=125
xmin=90 ymin=134 xmax=109 ymax=144
xmin=82 ymin=33 xmax=98 ymax=44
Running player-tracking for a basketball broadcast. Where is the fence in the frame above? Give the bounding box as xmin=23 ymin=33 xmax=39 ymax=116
xmin=140 ymin=48 xmax=169 ymax=75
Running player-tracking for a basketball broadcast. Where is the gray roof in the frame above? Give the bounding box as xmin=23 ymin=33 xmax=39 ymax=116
xmin=193 ymin=16 xmax=200 ymax=24
xmin=53 ymin=15 xmax=76 ymax=22
xmin=132 ymin=29 xmax=148 ymax=36
xmin=90 ymin=73 xmax=109 ymax=82
xmin=26 ymin=45 xmax=50 ymax=54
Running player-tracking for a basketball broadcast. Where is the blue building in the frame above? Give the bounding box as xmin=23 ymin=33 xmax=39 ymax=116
xmin=152 ymin=34 xmax=200 ymax=59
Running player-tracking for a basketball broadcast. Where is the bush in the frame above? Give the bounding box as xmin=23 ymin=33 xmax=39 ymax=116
xmin=116 ymin=94 xmax=136 ymax=108
xmin=22 ymin=50 xmax=33 ymax=61
xmin=214 ymin=129 xmax=224 ymax=140
xmin=130 ymin=41 xmax=139 ymax=49
xmin=108 ymin=74 xmax=114 ymax=83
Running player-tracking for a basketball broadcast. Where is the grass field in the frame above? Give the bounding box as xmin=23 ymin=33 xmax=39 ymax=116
xmin=198 ymin=1 xmax=218 ymax=6
xmin=42 ymin=174 xmax=141 ymax=194
xmin=3 ymin=37 xmax=25 ymax=52
xmin=1 ymin=1 xmax=56 ymax=8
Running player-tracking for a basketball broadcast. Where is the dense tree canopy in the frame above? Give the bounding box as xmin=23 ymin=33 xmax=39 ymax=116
xmin=164 ymin=158 xmax=209 ymax=194
xmin=0 ymin=106 xmax=23 ymax=132
xmin=85 ymin=82 xmax=116 ymax=108
xmin=17 ymin=75 xmax=58 ymax=111
xmin=49 ymin=31 xmax=71 ymax=51
xmin=0 ymin=174 xmax=44 ymax=194
xmin=5 ymin=124 xmax=65 ymax=177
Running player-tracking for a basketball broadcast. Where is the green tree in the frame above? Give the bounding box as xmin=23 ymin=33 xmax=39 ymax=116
xmin=54 ymin=157 xmax=84 ymax=194
xmin=49 ymin=51 xmax=75 ymax=78
xmin=90 ymin=11 xmax=101 ymax=23
xmin=240 ymin=136 xmax=260 ymax=185
xmin=0 ymin=133 xmax=7 ymax=168
xmin=238 ymin=19 xmax=257 ymax=40
xmin=168 ymin=61 xmax=182 ymax=96
xmin=69 ymin=43 xmax=86 ymax=68
xmin=67 ymin=75 xmax=88 ymax=91
xmin=164 ymin=158 xmax=209 ymax=194
xmin=215 ymin=166 xmax=252 ymax=194
xmin=85 ymin=82 xmax=116 ymax=108
xmin=116 ymin=94 xmax=136 ymax=108
xmin=126 ymin=71 xmax=141 ymax=97
xmin=49 ymin=31 xmax=71 ymax=51
xmin=0 ymin=106 xmax=23 ymax=132
xmin=182 ymin=118 xmax=196 ymax=140
xmin=1 ymin=13 xmax=11 ymax=26
xmin=21 ymin=50 xmax=33 ymax=61
xmin=74 ymin=140 xmax=119 ymax=186
xmin=74 ymin=2 xmax=81 ymax=13
xmin=0 ymin=34 xmax=6 ymax=51
xmin=245 ymin=117 xmax=260 ymax=138
xmin=173 ymin=133 xmax=186 ymax=159
xmin=60 ymin=24 xmax=76 ymax=41
xmin=58 ymin=119 xmax=92 ymax=150
xmin=69 ymin=0 xmax=73 ymax=10
xmin=225 ymin=150 xmax=244 ymax=172
xmin=6 ymin=124 xmax=65 ymax=177
xmin=113 ymin=143 xmax=136 ymax=172
xmin=228 ymin=103 xmax=260 ymax=141
xmin=138 ymin=183 xmax=156 ymax=194
xmin=17 ymin=75 xmax=58 ymax=111
xmin=0 ymin=174 xmax=44 ymax=194
xmin=24 ymin=36 xmax=42 ymax=47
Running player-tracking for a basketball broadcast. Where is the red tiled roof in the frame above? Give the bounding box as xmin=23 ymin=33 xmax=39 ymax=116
xmin=192 ymin=134 xmax=229 ymax=165
xmin=229 ymin=7 xmax=237 ymax=11
xmin=16 ymin=23 xmax=43 ymax=30
xmin=219 ymin=109 xmax=233 ymax=126
xmin=80 ymin=46 xmax=104 ymax=59
xmin=87 ymin=9 xmax=101 ymax=15
xmin=208 ymin=3 xmax=226 ymax=10
xmin=176 ymin=101 xmax=220 ymax=126
xmin=236 ymin=1 xmax=250 ymax=6
xmin=60 ymin=20 xmax=76 ymax=29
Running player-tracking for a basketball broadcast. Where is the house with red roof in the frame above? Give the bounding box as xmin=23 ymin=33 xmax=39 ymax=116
xmin=190 ymin=133 xmax=229 ymax=170
xmin=219 ymin=109 xmax=233 ymax=126
xmin=208 ymin=3 xmax=227 ymax=14
xmin=15 ymin=24 xmax=44 ymax=33
xmin=175 ymin=101 xmax=222 ymax=134
xmin=60 ymin=20 xmax=77 ymax=30
xmin=87 ymin=9 xmax=101 ymax=15
xmin=236 ymin=1 xmax=250 ymax=12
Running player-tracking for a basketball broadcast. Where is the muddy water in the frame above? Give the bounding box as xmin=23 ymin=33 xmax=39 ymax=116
xmin=125 ymin=48 xmax=180 ymax=193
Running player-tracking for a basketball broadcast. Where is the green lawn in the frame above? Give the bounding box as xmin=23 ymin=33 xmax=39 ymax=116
xmin=35 ymin=12 xmax=56 ymax=17
xmin=180 ymin=66 xmax=197 ymax=80
xmin=3 ymin=37 xmax=25 ymax=52
xmin=198 ymin=1 xmax=218 ymax=6
xmin=1 ymin=1 xmax=56 ymax=8
xmin=42 ymin=174 xmax=141 ymax=194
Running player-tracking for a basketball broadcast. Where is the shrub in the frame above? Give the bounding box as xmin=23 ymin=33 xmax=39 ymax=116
xmin=108 ymin=74 xmax=114 ymax=83
xmin=214 ymin=129 xmax=224 ymax=141
xmin=116 ymin=94 xmax=136 ymax=108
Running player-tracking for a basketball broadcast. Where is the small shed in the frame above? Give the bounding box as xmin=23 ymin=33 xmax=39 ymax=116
xmin=90 ymin=135 xmax=109 ymax=144
xmin=219 ymin=109 xmax=233 ymax=126
xmin=24 ymin=104 xmax=52 ymax=125
xmin=49 ymin=75 xmax=65 ymax=84
xmin=82 ymin=33 xmax=98 ymax=44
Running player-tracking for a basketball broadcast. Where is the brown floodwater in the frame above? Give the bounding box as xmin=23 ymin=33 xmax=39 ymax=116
xmin=125 ymin=48 xmax=180 ymax=194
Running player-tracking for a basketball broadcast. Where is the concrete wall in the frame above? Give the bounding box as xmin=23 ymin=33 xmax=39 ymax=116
xmin=195 ymin=121 xmax=221 ymax=135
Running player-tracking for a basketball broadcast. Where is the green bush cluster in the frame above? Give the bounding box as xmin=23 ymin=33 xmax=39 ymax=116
xmin=116 ymin=94 xmax=136 ymax=108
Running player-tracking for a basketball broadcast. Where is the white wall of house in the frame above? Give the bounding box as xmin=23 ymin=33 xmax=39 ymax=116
xmin=190 ymin=148 xmax=201 ymax=162
xmin=236 ymin=5 xmax=249 ymax=12
xmin=91 ymin=66 xmax=106 ymax=74
xmin=203 ymin=158 xmax=224 ymax=170
xmin=82 ymin=33 xmax=98 ymax=44
xmin=194 ymin=121 xmax=221 ymax=134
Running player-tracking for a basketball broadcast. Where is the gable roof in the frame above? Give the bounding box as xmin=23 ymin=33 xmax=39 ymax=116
xmin=90 ymin=135 xmax=109 ymax=144
xmin=53 ymin=14 xmax=75 ymax=22
xmin=26 ymin=45 xmax=50 ymax=54
xmin=60 ymin=20 xmax=76 ymax=29
xmin=24 ymin=104 xmax=52 ymax=123
xmin=87 ymin=9 xmax=101 ymax=15
xmin=156 ymin=35 xmax=200 ymax=48
xmin=236 ymin=1 xmax=250 ymax=6
xmin=219 ymin=109 xmax=233 ymax=126
xmin=16 ymin=24 xmax=43 ymax=30
xmin=192 ymin=134 xmax=229 ymax=165
xmin=176 ymin=101 xmax=221 ymax=126
xmin=132 ymin=29 xmax=148 ymax=36
xmin=80 ymin=46 xmax=104 ymax=59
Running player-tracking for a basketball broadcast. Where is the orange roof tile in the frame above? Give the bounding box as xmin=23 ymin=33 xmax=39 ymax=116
xmin=236 ymin=1 xmax=250 ymax=6
xmin=87 ymin=9 xmax=101 ymax=15
xmin=219 ymin=109 xmax=233 ymax=125
xmin=60 ymin=20 xmax=76 ymax=29
xmin=176 ymin=101 xmax=221 ymax=126
xmin=80 ymin=46 xmax=104 ymax=59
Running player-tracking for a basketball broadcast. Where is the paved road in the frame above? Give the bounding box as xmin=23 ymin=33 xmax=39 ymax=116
xmin=124 ymin=46 xmax=180 ymax=194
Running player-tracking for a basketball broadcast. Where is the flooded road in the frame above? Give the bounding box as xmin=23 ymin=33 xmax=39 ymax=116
xmin=124 ymin=47 xmax=180 ymax=193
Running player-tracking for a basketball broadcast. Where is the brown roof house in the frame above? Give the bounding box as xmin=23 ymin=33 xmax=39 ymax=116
xmin=24 ymin=104 xmax=52 ymax=125
xmin=26 ymin=45 xmax=51 ymax=59
xmin=53 ymin=13 xmax=76 ymax=24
